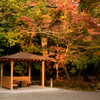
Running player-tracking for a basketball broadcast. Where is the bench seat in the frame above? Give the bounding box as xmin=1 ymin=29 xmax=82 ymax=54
xmin=23 ymin=81 xmax=31 ymax=87
xmin=13 ymin=84 xmax=18 ymax=89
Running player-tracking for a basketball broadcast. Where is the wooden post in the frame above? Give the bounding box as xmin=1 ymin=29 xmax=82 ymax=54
xmin=1 ymin=62 xmax=3 ymax=87
xmin=42 ymin=61 xmax=45 ymax=88
xmin=50 ymin=78 xmax=53 ymax=88
xmin=29 ymin=62 xmax=31 ymax=82
xmin=11 ymin=61 xmax=13 ymax=90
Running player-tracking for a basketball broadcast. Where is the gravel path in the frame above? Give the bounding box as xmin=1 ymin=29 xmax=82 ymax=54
xmin=0 ymin=88 xmax=100 ymax=100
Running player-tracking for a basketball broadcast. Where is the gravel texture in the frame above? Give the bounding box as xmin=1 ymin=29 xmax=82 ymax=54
xmin=0 ymin=86 xmax=100 ymax=100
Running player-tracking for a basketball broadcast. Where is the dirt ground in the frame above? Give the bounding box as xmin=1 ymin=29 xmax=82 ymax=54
xmin=56 ymin=76 xmax=96 ymax=84
xmin=50 ymin=76 xmax=100 ymax=91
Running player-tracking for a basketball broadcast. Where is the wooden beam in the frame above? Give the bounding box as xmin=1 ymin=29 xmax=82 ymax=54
xmin=11 ymin=61 xmax=13 ymax=90
xmin=42 ymin=61 xmax=45 ymax=88
xmin=1 ymin=62 xmax=3 ymax=87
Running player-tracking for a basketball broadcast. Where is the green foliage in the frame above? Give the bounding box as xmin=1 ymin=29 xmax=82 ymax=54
xmin=66 ymin=55 xmax=89 ymax=75
xmin=0 ymin=33 xmax=8 ymax=55
xmin=90 ymin=54 xmax=100 ymax=67
xmin=14 ymin=62 xmax=24 ymax=74
xmin=14 ymin=62 xmax=29 ymax=75
xmin=34 ymin=62 xmax=41 ymax=70
xmin=0 ymin=48 xmax=4 ymax=53
xmin=0 ymin=0 xmax=45 ymax=54
xmin=0 ymin=0 xmax=29 ymax=11
xmin=79 ymin=0 xmax=100 ymax=17
xmin=70 ymin=68 xmax=76 ymax=75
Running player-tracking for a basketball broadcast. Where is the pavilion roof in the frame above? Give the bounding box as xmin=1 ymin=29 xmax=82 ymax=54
xmin=0 ymin=52 xmax=55 ymax=62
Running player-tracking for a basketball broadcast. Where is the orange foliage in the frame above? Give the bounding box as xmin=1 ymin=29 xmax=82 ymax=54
xmin=21 ymin=16 xmax=36 ymax=37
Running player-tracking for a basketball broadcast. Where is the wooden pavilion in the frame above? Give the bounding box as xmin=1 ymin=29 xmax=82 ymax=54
xmin=0 ymin=52 xmax=54 ymax=90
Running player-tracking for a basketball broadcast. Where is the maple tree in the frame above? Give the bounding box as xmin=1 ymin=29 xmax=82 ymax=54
xmin=44 ymin=0 xmax=100 ymax=82
xmin=78 ymin=0 xmax=100 ymax=82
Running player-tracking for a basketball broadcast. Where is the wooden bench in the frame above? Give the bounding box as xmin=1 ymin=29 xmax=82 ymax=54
xmin=23 ymin=81 xmax=31 ymax=87
xmin=13 ymin=84 xmax=18 ymax=89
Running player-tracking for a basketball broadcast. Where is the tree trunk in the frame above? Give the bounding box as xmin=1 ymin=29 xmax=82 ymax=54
xmin=7 ymin=46 xmax=11 ymax=55
xmin=41 ymin=37 xmax=47 ymax=56
xmin=64 ymin=44 xmax=71 ymax=83
xmin=55 ymin=63 xmax=59 ymax=80
xmin=55 ymin=43 xmax=59 ymax=80
xmin=83 ymin=68 xmax=91 ymax=82
xmin=95 ymin=66 xmax=100 ymax=84
xmin=63 ymin=66 xmax=71 ymax=83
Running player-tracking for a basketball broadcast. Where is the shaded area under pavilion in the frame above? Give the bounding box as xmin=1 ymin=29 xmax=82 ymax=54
xmin=0 ymin=52 xmax=54 ymax=90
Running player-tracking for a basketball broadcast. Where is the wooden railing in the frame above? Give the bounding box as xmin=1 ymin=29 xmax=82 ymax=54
xmin=13 ymin=76 xmax=30 ymax=81
xmin=1 ymin=76 xmax=31 ymax=89
xmin=2 ymin=76 xmax=11 ymax=89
